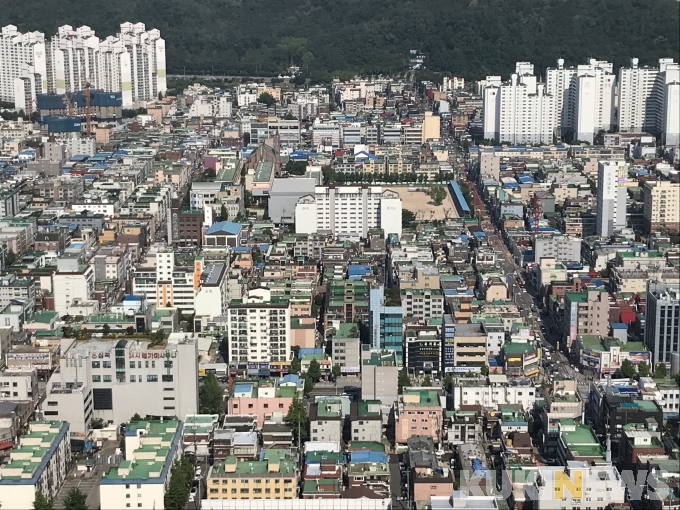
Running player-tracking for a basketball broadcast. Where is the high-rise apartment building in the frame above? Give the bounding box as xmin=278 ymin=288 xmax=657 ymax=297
xmin=595 ymin=161 xmax=628 ymax=237
xmin=295 ymin=185 xmax=402 ymax=239
xmin=645 ymin=280 xmax=680 ymax=367
xmin=483 ymin=62 xmax=556 ymax=145
xmin=1 ymin=23 xmax=166 ymax=108
xmin=0 ymin=25 xmax=47 ymax=110
xmin=618 ymin=58 xmax=679 ymax=144
xmin=642 ymin=180 xmax=680 ymax=233
xmin=546 ymin=58 xmax=616 ymax=143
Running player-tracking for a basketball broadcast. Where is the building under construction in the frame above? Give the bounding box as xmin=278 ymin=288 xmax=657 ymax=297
xmin=36 ymin=90 xmax=123 ymax=122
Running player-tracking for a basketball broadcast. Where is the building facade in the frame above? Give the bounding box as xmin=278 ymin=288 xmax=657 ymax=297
xmin=645 ymin=280 xmax=680 ymax=367
xmin=595 ymin=161 xmax=628 ymax=237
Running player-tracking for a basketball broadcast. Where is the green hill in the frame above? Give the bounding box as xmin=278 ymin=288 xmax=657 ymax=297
xmin=5 ymin=0 xmax=679 ymax=80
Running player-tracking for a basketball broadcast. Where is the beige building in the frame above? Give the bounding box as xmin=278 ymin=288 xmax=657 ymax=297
xmin=421 ymin=112 xmax=441 ymax=141
xmin=564 ymin=290 xmax=611 ymax=347
xmin=206 ymin=452 xmax=297 ymax=500
xmin=451 ymin=323 xmax=487 ymax=370
xmin=642 ymin=180 xmax=680 ymax=233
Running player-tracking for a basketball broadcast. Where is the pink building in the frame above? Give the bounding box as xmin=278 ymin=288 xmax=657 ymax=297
xmin=227 ymin=383 xmax=297 ymax=427
xmin=395 ymin=389 xmax=443 ymax=445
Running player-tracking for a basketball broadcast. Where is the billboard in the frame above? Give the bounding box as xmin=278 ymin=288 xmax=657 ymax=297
xmin=627 ymin=351 xmax=650 ymax=364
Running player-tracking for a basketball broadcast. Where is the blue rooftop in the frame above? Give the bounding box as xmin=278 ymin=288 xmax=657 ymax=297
xmin=206 ymin=221 xmax=241 ymax=236
xmin=610 ymin=323 xmax=628 ymax=330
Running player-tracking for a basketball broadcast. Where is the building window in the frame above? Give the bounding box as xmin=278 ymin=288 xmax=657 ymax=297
xmin=92 ymin=361 xmax=100 ymax=368
xmin=130 ymin=375 xmax=136 ymax=383
xmin=147 ymin=375 xmax=158 ymax=382
xmin=92 ymin=375 xmax=101 ymax=382
xmin=162 ymin=375 xmax=173 ymax=382
xmin=129 ymin=361 xmax=135 ymax=368
xmin=103 ymin=375 xmax=112 ymax=382
xmin=103 ymin=361 xmax=111 ymax=368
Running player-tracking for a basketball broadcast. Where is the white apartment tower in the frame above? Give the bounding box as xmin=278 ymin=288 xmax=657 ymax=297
xmin=47 ymin=25 xmax=100 ymax=95
xmin=595 ymin=161 xmax=628 ymax=237
xmin=546 ymin=58 xmax=616 ymax=143
xmin=0 ymin=26 xmax=47 ymax=110
xmin=295 ymin=185 xmax=402 ymax=239
xmin=483 ymin=62 xmax=556 ymax=145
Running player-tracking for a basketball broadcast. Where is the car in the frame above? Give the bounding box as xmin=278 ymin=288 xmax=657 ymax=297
xmin=195 ymin=466 xmax=202 ymax=477
xmin=190 ymin=487 xmax=198 ymax=496
xmin=188 ymin=494 xmax=195 ymax=503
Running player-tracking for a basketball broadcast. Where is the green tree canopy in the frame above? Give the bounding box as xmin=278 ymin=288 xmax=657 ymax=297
xmin=402 ymin=209 xmax=416 ymax=229
xmin=63 ymin=488 xmax=87 ymax=510
xmin=637 ymin=361 xmax=650 ymax=378
xmin=398 ymin=369 xmax=411 ymax=394
xmin=199 ymin=373 xmax=223 ymax=414
xmin=33 ymin=492 xmax=54 ymax=510
xmin=430 ymin=185 xmax=447 ymax=206
xmin=307 ymin=359 xmax=322 ymax=381
xmin=164 ymin=457 xmax=194 ymax=510
xmin=654 ymin=362 xmax=668 ymax=380
xmin=480 ymin=363 xmax=489 ymax=376
xmin=620 ymin=359 xmax=635 ymax=378
xmin=332 ymin=364 xmax=341 ymax=377
xmin=285 ymin=395 xmax=308 ymax=442
xmin=423 ymin=375 xmax=432 ymax=387
xmin=257 ymin=92 xmax=276 ymax=107
xmin=443 ymin=374 xmax=453 ymax=391
xmin=302 ymin=374 xmax=314 ymax=395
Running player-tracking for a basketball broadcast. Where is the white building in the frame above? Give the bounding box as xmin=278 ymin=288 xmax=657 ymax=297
xmin=100 ymin=419 xmax=182 ymax=510
xmin=311 ymin=120 xmax=341 ymax=151
xmin=534 ymin=233 xmax=582 ymax=263
xmin=295 ymin=185 xmax=402 ymax=239
xmin=0 ymin=421 xmax=70 ymax=510
xmin=452 ymin=374 xmax=538 ymax=411
xmin=0 ymin=369 xmax=38 ymax=403
xmin=226 ymin=288 xmax=291 ymax=364
xmin=46 ymin=336 xmax=198 ymax=426
xmin=546 ymin=59 xmax=616 ymax=143
xmin=52 ymin=258 xmax=95 ymax=316
xmin=533 ymin=463 xmax=625 ymax=510
xmin=595 ymin=161 xmax=628 ymax=237
xmin=483 ymin=63 xmax=556 ymax=145
xmin=0 ymin=25 xmax=47 ymax=108
xmin=619 ymin=58 xmax=679 ymax=145
xmin=194 ymin=263 xmax=230 ymax=324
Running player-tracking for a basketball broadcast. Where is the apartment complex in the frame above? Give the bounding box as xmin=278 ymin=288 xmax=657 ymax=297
xmin=642 ymin=180 xmax=680 ymax=233
xmin=295 ymin=185 xmax=402 ymax=239
xmin=0 ymin=23 xmax=166 ymax=108
xmin=0 ymin=421 xmax=70 ymax=510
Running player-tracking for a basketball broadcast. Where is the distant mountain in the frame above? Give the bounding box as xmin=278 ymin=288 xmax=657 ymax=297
xmin=5 ymin=0 xmax=679 ymax=80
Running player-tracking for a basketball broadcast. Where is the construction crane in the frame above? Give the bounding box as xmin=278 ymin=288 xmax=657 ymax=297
xmin=531 ymin=193 xmax=542 ymax=236
xmin=83 ymin=76 xmax=92 ymax=137
xmin=63 ymin=92 xmax=74 ymax=116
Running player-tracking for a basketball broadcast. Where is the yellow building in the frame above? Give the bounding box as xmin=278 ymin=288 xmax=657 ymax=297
xmin=422 ymin=111 xmax=441 ymax=141
xmin=642 ymin=180 xmax=680 ymax=233
xmin=206 ymin=451 xmax=298 ymax=500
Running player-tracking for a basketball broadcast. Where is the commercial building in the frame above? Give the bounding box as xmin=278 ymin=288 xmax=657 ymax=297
xmin=642 ymin=180 xmax=680 ymax=233
xmin=330 ymin=322 xmax=361 ymax=374
xmin=595 ymin=161 xmax=628 ymax=237
xmin=405 ymin=327 xmax=442 ymax=376
xmin=645 ymin=280 xmax=680 ymax=367
xmin=295 ymin=185 xmax=402 ymax=239
xmin=563 ymin=290 xmax=611 ymax=348
xmin=369 ymin=285 xmax=403 ymax=361
xmin=46 ymin=336 xmax=198 ymax=426
xmin=0 ymin=421 xmax=70 ymax=510
xmin=533 ymin=233 xmax=582 ymax=264
xmin=52 ymin=258 xmax=95 ymax=316
xmin=450 ymin=323 xmax=487 ymax=372
xmin=452 ymin=374 xmax=538 ymax=411
xmin=361 ymin=348 xmax=399 ymax=406
xmin=395 ymin=389 xmax=443 ymax=445
xmin=401 ymin=288 xmax=444 ymax=321
xmin=100 ymin=419 xmax=183 ymax=510
xmin=225 ymin=288 xmax=291 ymax=364
xmin=194 ymin=263 xmax=229 ymax=324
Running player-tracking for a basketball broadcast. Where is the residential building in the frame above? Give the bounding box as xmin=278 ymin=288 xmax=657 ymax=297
xmin=450 ymin=323 xmax=487 ymax=372
xmin=401 ymin=288 xmax=444 ymax=321
xmin=295 ymin=185 xmax=402 ymax=239
xmin=349 ymin=400 xmax=383 ymax=443
xmin=309 ymin=399 xmax=343 ymax=443
xmin=194 ymin=263 xmax=229 ymax=325
xmin=46 ymin=335 xmax=198 ymax=426
xmin=534 ymin=233 xmax=581 ymax=263
xmin=226 ymin=288 xmax=291 ymax=364
xmin=642 ymin=180 xmax=680 ymax=234
xmin=452 ymin=374 xmax=538 ymax=411
xmin=0 ymin=25 xmax=46 ymax=107
xmin=205 ymin=452 xmax=297 ymax=500
xmin=0 ymin=369 xmax=38 ymax=404
xmin=0 ymin=274 xmax=36 ymax=318
xmin=42 ymin=381 xmax=93 ymax=437
xmin=563 ymin=290 xmax=610 ymax=348
xmin=325 ymin=279 xmax=370 ymax=328
xmin=0 ymin=421 xmax=70 ymax=510
xmin=226 ymin=381 xmax=295 ymax=427
xmin=645 ymin=280 xmax=680 ymax=367
xmin=595 ymin=160 xmax=628 ymax=237
xmin=52 ymin=258 xmax=95 ymax=316
xmin=100 ymin=420 xmax=182 ymax=510
xmin=361 ymin=348 xmax=399 ymax=406
xmin=331 ymin=322 xmax=361 ymax=374
xmin=542 ymin=381 xmax=583 ymax=455
xmin=395 ymin=389 xmax=443 ymax=445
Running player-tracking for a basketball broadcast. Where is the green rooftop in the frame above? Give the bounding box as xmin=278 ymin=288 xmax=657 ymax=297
xmin=356 ymin=400 xmax=381 ymax=418
xmin=336 ymin=322 xmax=359 ymax=338
xmin=254 ymin=161 xmax=274 ymax=182
xmin=403 ymin=389 xmax=440 ymax=406
xmin=304 ymin=479 xmax=340 ymax=494
xmin=29 ymin=311 xmax=58 ymax=324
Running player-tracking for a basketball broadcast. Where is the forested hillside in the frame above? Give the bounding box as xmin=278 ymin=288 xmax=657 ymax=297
xmin=4 ymin=0 xmax=679 ymax=80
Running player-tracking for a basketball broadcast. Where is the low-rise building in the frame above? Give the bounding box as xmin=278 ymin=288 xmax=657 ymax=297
xmin=350 ymin=400 xmax=383 ymax=443
xmin=309 ymin=399 xmax=344 ymax=444
xmin=396 ymin=389 xmax=443 ymax=445
xmin=100 ymin=420 xmax=183 ymax=510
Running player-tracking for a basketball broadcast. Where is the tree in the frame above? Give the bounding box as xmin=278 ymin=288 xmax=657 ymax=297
xmin=480 ymin=363 xmax=489 ymax=376
xmin=620 ymin=358 xmax=635 ymax=378
xmin=654 ymin=363 xmax=668 ymax=380
xmin=91 ymin=418 xmax=104 ymax=429
xmin=430 ymin=185 xmax=447 ymax=206
xmin=307 ymin=359 xmax=322 ymax=381
xmin=257 ymin=92 xmax=276 ymax=107
xmin=199 ymin=373 xmax=223 ymax=414
xmin=398 ymin=369 xmax=411 ymax=394
xmin=283 ymin=111 xmax=297 ymax=120
xmin=125 ymin=326 xmax=135 ymax=335
xmin=33 ymin=492 xmax=53 ymax=510
xmin=63 ymin=488 xmax=87 ymax=510
xmin=220 ymin=204 xmax=228 ymax=221
xmin=102 ymin=323 xmax=111 ymax=335
xmin=5 ymin=250 xmax=16 ymax=266
xmin=423 ymin=375 xmax=432 ymax=387
xmin=332 ymin=364 xmax=341 ymax=377
xmin=285 ymin=395 xmax=308 ymax=442
xmin=131 ymin=413 xmax=142 ymax=422
xmin=164 ymin=457 xmax=194 ymax=510
xmin=402 ymin=209 xmax=416 ymax=229
xmin=443 ymin=373 xmax=453 ymax=391
xmin=637 ymin=361 xmax=650 ymax=378
xmin=599 ymin=268 xmax=610 ymax=278
xmin=290 ymin=349 xmax=301 ymax=375
xmin=302 ymin=374 xmax=314 ymax=395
